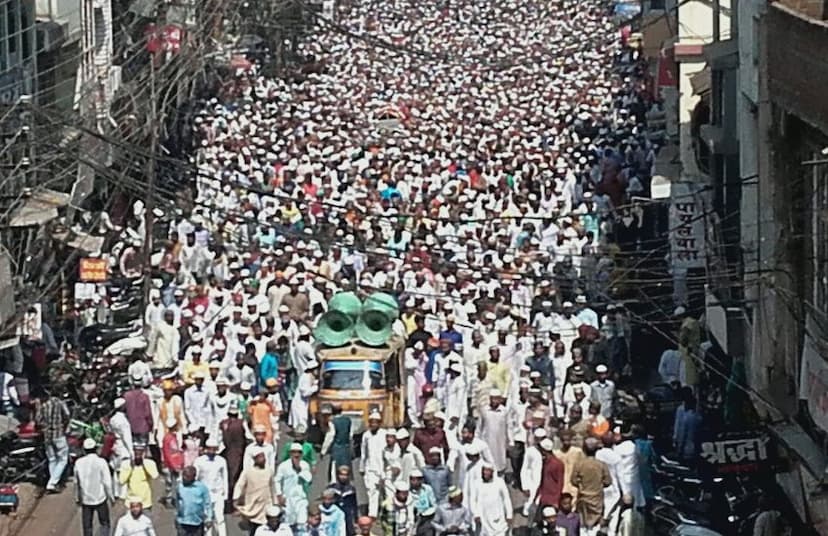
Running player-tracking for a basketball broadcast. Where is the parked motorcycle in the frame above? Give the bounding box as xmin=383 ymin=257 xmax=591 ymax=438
xmin=651 ymin=471 xmax=762 ymax=536
xmin=0 ymin=429 xmax=48 ymax=486
xmin=77 ymin=322 xmax=143 ymax=354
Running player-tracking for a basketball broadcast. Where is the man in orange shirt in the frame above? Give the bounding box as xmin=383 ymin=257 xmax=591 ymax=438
xmin=248 ymin=387 xmax=280 ymax=444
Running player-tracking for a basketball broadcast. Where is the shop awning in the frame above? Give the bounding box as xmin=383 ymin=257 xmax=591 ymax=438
xmin=66 ymin=232 xmax=105 ymax=254
xmin=52 ymin=229 xmax=105 ymax=255
xmin=8 ymin=189 xmax=71 ymax=227
xmin=769 ymin=421 xmax=825 ymax=478
xmin=691 ymin=65 xmax=712 ymax=96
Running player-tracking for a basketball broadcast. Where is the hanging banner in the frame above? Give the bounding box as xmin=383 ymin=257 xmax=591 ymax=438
xmin=657 ymin=46 xmax=678 ymax=88
xmin=669 ymin=181 xmax=707 ymax=270
xmin=79 ymin=258 xmax=108 ymax=282
xmin=799 ymin=314 xmax=828 ymax=432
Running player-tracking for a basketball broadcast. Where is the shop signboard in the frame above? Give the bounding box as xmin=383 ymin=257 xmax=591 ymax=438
xmin=669 ymin=181 xmax=707 ymax=270
xmin=79 ymin=258 xmax=108 ymax=282
xmin=698 ymin=430 xmax=779 ymax=475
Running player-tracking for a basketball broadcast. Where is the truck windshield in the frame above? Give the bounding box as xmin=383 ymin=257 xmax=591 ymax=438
xmin=321 ymin=361 xmax=384 ymax=390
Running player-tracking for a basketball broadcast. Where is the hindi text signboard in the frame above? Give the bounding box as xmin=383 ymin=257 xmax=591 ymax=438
xmin=669 ymin=181 xmax=707 ymax=269
xmin=699 ymin=430 xmax=778 ymax=475
xmin=79 ymin=258 xmax=108 ymax=282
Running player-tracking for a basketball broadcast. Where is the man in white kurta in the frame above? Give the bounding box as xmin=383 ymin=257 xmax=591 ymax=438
xmin=519 ymin=429 xmax=548 ymax=517
xmin=243 ymin=426 xmax=276 ymax=471
xmin=461 ymin=446 xmax=483 ymax=510
xmin=195 ymin=438 xmax=229 ymax=536
xmin=479 ymin=390 xmax=509 ymax=474
xmin=274 ymin=443 xmax=313 ymax=526
xmin=109 ymin=399 xmax=133 ymax=499
xmin=359 ymin=411 xmax=387 ymax=517
xmin=289 ymin=362 xmax=319 ymax=430
xmin=445 ymin=363 xmax=467 ymax=425
xmin=396 ymin=429 xmax=425 ymax=481
xmin=450 ymin=425 xmax=493 ymax=485
xmin=613 ymin=437 xmax=643 ymax=507
xmin=469 ymin=463 xmax=512 ymax=536
xmin=146 ymin=311 xmax=180 ymax=369
xmin=596 ymin=440 xmax=623 ymax=531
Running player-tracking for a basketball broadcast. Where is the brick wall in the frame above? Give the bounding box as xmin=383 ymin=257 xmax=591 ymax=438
xmin=767 ymin=4 xmax=828 ymax=134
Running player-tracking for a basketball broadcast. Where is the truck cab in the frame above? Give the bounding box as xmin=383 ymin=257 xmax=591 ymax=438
xmin=309 ymin=336 xmax=405 ymax=437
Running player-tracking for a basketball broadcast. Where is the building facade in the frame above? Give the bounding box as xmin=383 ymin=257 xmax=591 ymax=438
xmin=641 ymin=0 xmax=828 ymax=530
xmin=752 ymin=2 xmax=828 ymax=530
xmin=0 ymin=0 xmax=37 ymax=196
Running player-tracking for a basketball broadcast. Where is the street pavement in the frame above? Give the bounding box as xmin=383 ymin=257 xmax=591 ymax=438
xmin=15 ymin=436 xmax=532 ymax=535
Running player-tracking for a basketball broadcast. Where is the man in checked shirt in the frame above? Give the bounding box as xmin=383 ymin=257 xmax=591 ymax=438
xmin=35 ymin=389 xmax=71 ymax=493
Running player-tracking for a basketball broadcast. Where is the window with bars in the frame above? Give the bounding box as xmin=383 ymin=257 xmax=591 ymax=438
xmin=93 ymin=7 xmax=105 ymax=53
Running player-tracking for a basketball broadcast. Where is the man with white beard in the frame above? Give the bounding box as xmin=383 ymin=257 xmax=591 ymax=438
xmin=469 ymin=462 xmax=512 ymax=536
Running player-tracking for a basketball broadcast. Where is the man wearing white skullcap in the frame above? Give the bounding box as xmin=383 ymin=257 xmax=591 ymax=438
xmin=194 ymin=437 xmax=228 ymax=536
xmin=274 ymin=443 xmax=313 ymax=527
xmin=380 ymin=479 xmax=416 ymax=536
xmin=478 ymin=388 xmax=508 ymax=476
xmin=571 ymin=437 xmax=613 ymax=533
xmin=360 ymin=410 xmax=387 ymax=517
xmin=112 ymin=496 xmax=156 ymax=536
xmin=468 ymin=461 xmax=512 ymax=536
xmin=288 ymin=360 xmax=319 ymax=430
xmin=74 ymin=436 xmax=114 ymax=536
xmin=234 ymin=445 xmax=276 ymax=529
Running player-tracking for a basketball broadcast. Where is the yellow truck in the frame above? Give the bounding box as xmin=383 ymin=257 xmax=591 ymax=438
xmin=309 ymin=292 xmax=406 ymax=436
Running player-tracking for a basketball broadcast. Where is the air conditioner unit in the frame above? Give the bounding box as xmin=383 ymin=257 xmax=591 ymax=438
xmin=36 ymin=20 xmax=69 ymax=52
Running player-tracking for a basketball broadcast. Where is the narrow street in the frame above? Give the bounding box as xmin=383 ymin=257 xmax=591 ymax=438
xmin=2 ymin=0 xmax=824 ymax=528
xmin=16 ymin=446 xmax=532 ymax=535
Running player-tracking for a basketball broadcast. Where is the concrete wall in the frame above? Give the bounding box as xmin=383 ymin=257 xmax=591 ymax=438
xmin=739 ymin=0 xmax=761 ymax=286
xmin=678 ymin=60 xmax=706 ymax=176
xmin=676 ymin=0 xmax=732 ymax=178
xmin=35 ymin=0 xmax=81 ymax=40
xmin=678 ymin=0 xmax=733 ymax=42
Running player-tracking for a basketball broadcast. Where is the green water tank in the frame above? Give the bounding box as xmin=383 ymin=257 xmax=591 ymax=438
xmin=314 ymin=291 xmax=362 ymax=347
xmin=355 ymin=292 xmax=400 ymax=346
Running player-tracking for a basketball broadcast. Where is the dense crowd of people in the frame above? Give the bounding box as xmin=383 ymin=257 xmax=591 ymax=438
xmin=55 ymin=0 xmax=687 ymax=534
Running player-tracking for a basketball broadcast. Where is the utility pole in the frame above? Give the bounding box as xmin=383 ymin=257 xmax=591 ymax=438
xmin=143 ymin=59 xmax=158 ymax=327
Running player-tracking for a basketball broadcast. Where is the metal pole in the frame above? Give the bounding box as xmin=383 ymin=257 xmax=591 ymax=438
xmin=712 ymin=0 xmax=720 ymax=42
xmin=143 ymin=60 xmax=157 ymax=327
